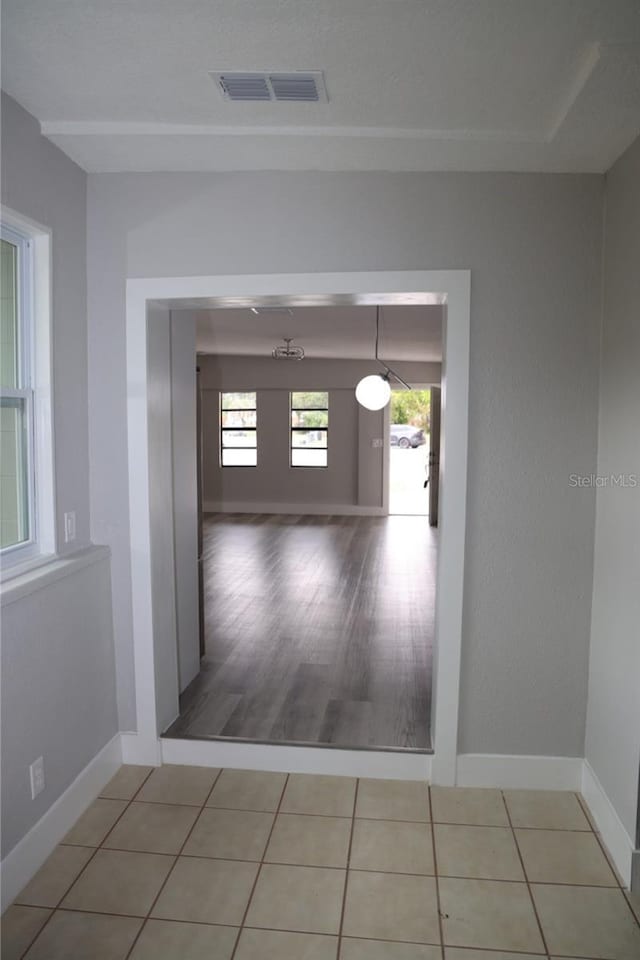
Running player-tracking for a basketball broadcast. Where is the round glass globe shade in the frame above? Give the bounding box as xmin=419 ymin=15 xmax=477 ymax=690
xmin=355 ymin=374 xmax=391 ymax=411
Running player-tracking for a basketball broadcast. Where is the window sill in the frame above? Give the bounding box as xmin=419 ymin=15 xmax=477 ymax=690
xmin=0 ymin=544 xmax=111 ymax=607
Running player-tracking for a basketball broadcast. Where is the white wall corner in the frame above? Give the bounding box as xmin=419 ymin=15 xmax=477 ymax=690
xmin=120 ymin=731 xmax=163 ymax=766
xmin=582 ymin=759 xmax=635 ymax=888
xmin=0 ymin=734 xmax=122 ymax=913
xmin=456 ymin=753 xmax=583 ymax=790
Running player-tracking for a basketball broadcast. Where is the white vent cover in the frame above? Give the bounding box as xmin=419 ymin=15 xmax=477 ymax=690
xmin=211 ymin=71 xmax=328 ymax=103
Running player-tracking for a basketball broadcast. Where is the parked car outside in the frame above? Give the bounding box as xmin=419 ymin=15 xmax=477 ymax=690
xmin=390 ymin=424 xmax=426 ymax=448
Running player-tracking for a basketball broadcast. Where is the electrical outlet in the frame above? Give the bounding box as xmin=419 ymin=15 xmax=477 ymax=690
xmin=64 ymin=511 xmax=76 ymax=543
xmin=30 ymin=756 xmax=45 ymax=799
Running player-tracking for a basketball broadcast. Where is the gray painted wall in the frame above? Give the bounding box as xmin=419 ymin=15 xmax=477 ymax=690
xmin=87 ymin=169 xmax=602 ymax=757
xmin=199 ymin=355 xmax=437 ymax=509
xmin=585 ymin=135 xmax=640 ymax=841
xmin=1 ymin=94 xmax=118 ymax=858
xmin=1 ymin=555 xmax=117 ymax=857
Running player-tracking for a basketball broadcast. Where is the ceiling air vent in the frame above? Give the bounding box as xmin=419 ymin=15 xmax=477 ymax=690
xmin=212 ymin=71 xmax=328 ymax=103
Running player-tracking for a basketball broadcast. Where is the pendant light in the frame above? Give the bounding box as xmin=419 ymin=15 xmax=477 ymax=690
xmin=355 ymin=373 xmax=391 ymax=410
xmin=355 ymin=306 xmax=411 ymax=410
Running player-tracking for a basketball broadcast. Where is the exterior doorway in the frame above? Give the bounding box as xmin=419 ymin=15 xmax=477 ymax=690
xmin=389 ymin=389 xmax=431 ymax=516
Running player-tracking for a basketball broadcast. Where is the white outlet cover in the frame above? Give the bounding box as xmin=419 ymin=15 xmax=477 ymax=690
xmin=30 ymin=756 xmax=45 ymax=799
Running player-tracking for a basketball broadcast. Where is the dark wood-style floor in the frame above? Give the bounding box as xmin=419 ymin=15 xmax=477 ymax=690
xmin=165 ymin=514 xmax=436 ymax=750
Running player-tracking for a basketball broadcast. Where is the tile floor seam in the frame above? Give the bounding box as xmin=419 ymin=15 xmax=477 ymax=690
xmin=623 ymin=890 xmax=640 ymax=932
xmin=121 ymin=764 xmax=224 ymax=960
xmin=336 ymin=776 xmax=359 ymax=959
xmin=20 ymin=848 xmax=631 ymax=886
xmin=50 ymin=904 xmax=241 ymax=927
xmin=575 ymin=790 xmax=640 ymax=932
xmin=501 ymin=789 xmax=551 ymax=959
xmin=234 ymin=926 xmax=435 ymax=947
xmin=425 ymin=947 xmax=545 ymax=957
xmin=427 ymin=784 xmax=446 ymax=960
xmin=228 ymin=771 xmax=290 ymax=960
xmin=15 ymin=765 xmax=157 ymax=960
xmin=574 ymin=790 xmax=599 ymax=834
xmin=432 ymin=823 xmax=593 ymax=832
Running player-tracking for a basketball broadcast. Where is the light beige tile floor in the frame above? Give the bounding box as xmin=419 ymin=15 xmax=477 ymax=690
xmin=2 ymin=765 xmax=639 ymax=960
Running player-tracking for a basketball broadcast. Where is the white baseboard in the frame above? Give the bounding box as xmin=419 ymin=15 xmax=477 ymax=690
xmin=161 ymin=737 xmax=432 ymax=781
xmin=120 ymin=731 xmax=162 ymax=766
xmin=456 ymin=753 xmax=583 ymax=790
xmin=582 ymin=759 xmax=634 ymax=888
xmin=0 ymin=734 xmax=122 ymax=913
xmin=203 ymin=500 xmax=385 ymax=517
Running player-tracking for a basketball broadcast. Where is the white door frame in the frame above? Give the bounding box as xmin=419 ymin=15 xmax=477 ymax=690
xmin=125 ymin=270 xmax=470 ymax=784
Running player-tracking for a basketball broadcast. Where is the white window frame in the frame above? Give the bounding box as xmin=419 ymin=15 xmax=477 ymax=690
xmin=0 ymin=206 xmax=55 ymax=575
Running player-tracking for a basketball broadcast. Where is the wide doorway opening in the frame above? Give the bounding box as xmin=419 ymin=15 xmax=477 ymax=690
xmin=161 ymin=300 xmax=441 ymax=752
xmin=127 ymin=269 xmax=470 ymax=780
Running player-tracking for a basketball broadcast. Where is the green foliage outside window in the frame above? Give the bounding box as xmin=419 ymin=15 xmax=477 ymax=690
xmin=291 ymin=392 xmax=328 ymax=428
xmin=390 ymin=389 xmax=431 ymax=432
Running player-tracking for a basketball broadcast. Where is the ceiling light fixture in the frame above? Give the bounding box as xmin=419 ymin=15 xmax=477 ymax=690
xmin=272 ymin=337 xmax=305 ymax=360
xmin=355 ymin=307 xmax=411 ymax=410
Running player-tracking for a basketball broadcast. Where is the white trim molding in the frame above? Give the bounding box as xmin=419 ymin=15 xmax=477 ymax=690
xmin=0 ymin=545 xmax=110 ymax=607
xmin=456 ymin=753 xmax=584 ymax=791
xmin=0 ymin=735 xmax=122 ymax=913
xmin=126 ymin=270 xmax=471 ymax=786
xmin=161 ymin=737 xmax=431 ymax=780
xmin=120 ymin=731 xmax=162 ymax=766
xmin=203 ymin=501 xmax=385 ymax=517
xmin=582 ymin=760 xmax=635 ymax=888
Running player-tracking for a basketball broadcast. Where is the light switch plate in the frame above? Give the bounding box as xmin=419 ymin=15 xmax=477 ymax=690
xmin=30 ymin=756 xmax=45 ymax=799
xmin=64 ymin=511 xmax=76 ymax=543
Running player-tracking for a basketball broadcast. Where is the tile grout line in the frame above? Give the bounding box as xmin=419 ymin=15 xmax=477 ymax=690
xmin=574 ymin=790 xmax=640 ymax=932
xmin=427 ymin=785 xmax=446 ymax=960
xmin=501 ymin=790 xmax=551 ymax=959
xmin=15 ymin=765 xmax=157 ymax=960
xmin=228 ymin=771 xmax=291 ymax=960
xmin=121 ymin=765 xmax=224 ymax=960
xmin=575 ymin=790 xmax=624 ymax=886
xmin=336 ymin=777 xmax=359 ymax=959
xmin=158 ymin=802 xmax=596 ymax=830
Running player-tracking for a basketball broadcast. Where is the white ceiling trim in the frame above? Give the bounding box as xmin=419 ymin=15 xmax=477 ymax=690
xmin=546 ymin=43 xmax=601 ymax=140
xmin=41 ymin=120 xmax=547 ymax=143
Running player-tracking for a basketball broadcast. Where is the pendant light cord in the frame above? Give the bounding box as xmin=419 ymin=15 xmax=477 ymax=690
xmin=375 ymin=305 xmax=412 ymax=391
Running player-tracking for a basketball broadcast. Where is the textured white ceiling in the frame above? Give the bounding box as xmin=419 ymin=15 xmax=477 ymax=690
xmin=2 ymin=1 xmax=640 ymax=173
xmin=193 ymin=304 xmax=443 ymax=361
